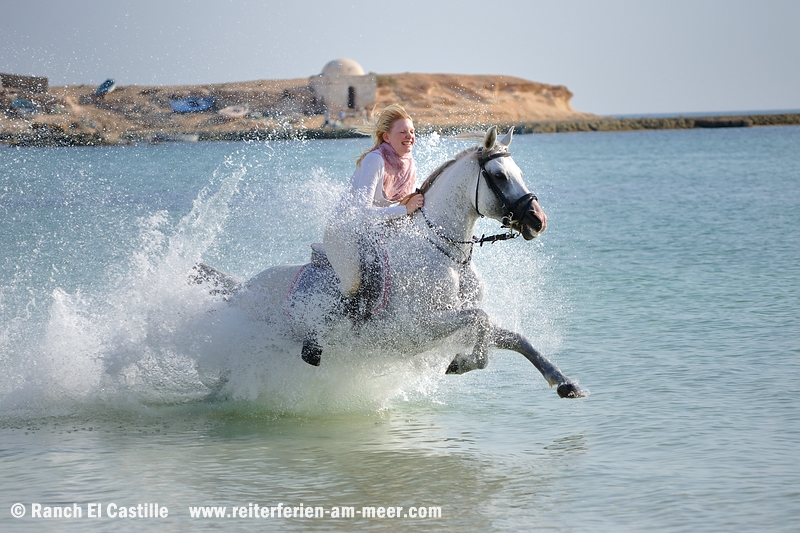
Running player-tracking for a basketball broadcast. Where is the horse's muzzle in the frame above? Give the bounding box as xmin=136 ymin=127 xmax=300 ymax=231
xmin=515 ymin=210 xmax=545 ymax=240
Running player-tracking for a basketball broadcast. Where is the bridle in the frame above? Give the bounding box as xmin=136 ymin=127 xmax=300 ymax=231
xmin=418 ymin=148 xmax=541 ymax=264
xmin=475 ymin=150 xmax=540 ymax=231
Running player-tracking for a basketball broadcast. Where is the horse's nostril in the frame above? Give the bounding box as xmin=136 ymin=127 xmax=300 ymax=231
xmin=530 ymin=212 xmax=543 ymax=233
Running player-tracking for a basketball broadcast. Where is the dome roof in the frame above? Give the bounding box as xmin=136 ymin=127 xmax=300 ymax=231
xmin=321 ymin=58 xmax=365 ymax=78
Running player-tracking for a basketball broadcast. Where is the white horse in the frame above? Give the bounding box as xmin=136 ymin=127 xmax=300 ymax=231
xmin=201 ymin=127 xmax=584 ymax=398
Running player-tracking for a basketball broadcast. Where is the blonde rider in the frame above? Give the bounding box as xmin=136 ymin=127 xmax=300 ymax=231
xmin=303 ymin=105 xmax=424 ymax=366
xmin=324 ymin=104 xmax=424 ymax=297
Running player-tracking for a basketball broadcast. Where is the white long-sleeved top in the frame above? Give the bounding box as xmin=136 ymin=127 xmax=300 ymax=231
xmin=334 ymin=151 xmax=408 ymax=222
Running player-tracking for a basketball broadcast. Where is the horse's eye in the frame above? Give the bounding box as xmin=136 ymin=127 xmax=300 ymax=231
xmin=483 ymin=169 xmax=508 ymax=182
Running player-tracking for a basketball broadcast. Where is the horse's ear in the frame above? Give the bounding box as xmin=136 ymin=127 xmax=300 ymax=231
xmin=483 ymin=126 xmax=497 ymax=150
xmin=499 ymin=128 xmax=513 ymax=148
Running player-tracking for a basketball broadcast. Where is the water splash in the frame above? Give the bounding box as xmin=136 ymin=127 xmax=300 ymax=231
xmin=0 ymin=149 xmax=455 ymax=419
xmin=1 ymin=160 xmax=244 ymax=414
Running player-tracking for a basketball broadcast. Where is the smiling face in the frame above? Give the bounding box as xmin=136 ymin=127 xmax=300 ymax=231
xmin=382 ymin=118 xmax=415 ymax=156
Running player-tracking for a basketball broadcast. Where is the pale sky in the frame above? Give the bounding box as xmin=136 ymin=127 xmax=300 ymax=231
xmin=1 ymin=0 xmax=798 ymax=116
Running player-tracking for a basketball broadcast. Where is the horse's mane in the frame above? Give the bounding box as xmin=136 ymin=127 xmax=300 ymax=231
xmin=418 ymin=144 xmax=506 ymax=195
xmin=419 ymin=146 xmax=478 ymax=195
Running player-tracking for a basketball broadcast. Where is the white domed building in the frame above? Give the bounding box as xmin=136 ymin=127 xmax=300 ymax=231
xmin=309 ymin=58 xmax=376 ymax=115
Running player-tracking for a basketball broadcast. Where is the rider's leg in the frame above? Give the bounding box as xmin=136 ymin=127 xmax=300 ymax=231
xmin=323 ymin=224 xmax=361 ymax=296
xmin=301 ymin=225 xmax=362 ymax=366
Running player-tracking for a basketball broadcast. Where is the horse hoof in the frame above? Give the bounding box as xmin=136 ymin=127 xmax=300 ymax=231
xmin=301 ymin=339 xmax=322 ymax=367
xmin=445 ymin=352 xmax=486 ymax=375
xmin=445 ymin=357 xmax=466 ymax=374
xmin=557 ymin=382 xmax=584 ymax=398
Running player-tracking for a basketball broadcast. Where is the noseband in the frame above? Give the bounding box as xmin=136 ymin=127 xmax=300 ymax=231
xmin=476 ymin=150 xmax=540 ymax=231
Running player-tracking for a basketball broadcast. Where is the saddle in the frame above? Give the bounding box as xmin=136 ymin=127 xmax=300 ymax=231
xmin=285 ymin=240 xmax=390 ymax=328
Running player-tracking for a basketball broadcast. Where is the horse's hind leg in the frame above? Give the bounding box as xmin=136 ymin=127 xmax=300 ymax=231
xmin=493 ymin=328 xmax=585 ymax=398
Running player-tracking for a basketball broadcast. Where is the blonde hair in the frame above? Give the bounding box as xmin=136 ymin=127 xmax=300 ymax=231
xmin=354 ymin=104 xmax=413 ymax=166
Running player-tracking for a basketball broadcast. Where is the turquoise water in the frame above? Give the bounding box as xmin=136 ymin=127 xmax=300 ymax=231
xmin=1 ymin=127 xmax=799 ymax=531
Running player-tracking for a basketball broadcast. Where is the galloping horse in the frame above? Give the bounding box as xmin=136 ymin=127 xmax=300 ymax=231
xmin=208 ymin=127 xmax=584 ymax=398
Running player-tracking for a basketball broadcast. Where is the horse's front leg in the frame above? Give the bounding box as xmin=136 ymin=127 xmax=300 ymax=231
xmin=444 ymin=313 xmax=491 ymax=375
xmin=413 ymin=308 xmax=491 ymax=374
xmin=493 ymin=328 xmax=586 ymax=398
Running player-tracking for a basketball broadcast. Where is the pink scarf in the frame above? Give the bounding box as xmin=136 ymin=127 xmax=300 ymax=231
xmin=376 ymin=142 xmax=417 ymax=202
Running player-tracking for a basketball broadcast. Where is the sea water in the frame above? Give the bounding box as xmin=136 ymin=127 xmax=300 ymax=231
xmin=1 ymin=126 xmax=798 ymax=532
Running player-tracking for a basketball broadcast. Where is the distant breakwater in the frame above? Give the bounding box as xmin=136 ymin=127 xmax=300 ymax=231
xmin=511 ymin=113 xmax=800 ymax=134
xmin=2 ymin=113 xmax=798 ymax=147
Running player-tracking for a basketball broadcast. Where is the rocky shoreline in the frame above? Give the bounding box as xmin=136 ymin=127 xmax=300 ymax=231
xmin=2 ymin=71 xmax=798 ymax=147
xmin=2 ymin=113 xmax=798 ymax=147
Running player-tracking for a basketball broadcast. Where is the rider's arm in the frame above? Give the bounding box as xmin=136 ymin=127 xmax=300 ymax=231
xmin=350 ymin=152 xmax=408 ymax=219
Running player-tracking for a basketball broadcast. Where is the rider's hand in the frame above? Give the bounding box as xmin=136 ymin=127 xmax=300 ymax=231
xmin=403 ymin=193 xmax=424 ymax=215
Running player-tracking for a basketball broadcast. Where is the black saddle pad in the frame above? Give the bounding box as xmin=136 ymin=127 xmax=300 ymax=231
xmin=285 ymin=261 xmax=341 ymax=323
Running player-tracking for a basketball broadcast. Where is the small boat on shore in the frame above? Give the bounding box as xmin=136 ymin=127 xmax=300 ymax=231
xmin=94 ymin=79 xmax=116 ymax=96
xmin=169 ymin=97 xmax=215 ymax=114
xmin=10 ymin=98 xmax=38 ymax=114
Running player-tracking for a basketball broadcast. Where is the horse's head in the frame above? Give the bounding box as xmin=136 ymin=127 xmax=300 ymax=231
xmin=475 ymin=127 xmax=547 ymax=240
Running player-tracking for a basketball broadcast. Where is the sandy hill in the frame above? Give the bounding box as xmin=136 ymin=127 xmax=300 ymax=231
xmin=374 ymin=73 xmax=587 ymax=125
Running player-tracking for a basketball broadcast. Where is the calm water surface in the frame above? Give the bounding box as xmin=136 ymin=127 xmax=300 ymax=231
xmin=1 ymin=126 xmax=799 ymax=532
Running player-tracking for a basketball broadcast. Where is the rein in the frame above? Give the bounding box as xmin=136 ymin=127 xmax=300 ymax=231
xmin=419 ymin=208 xmax=473 ymax=265
xmin=419 ymin=206 xmax=518 ymax=265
